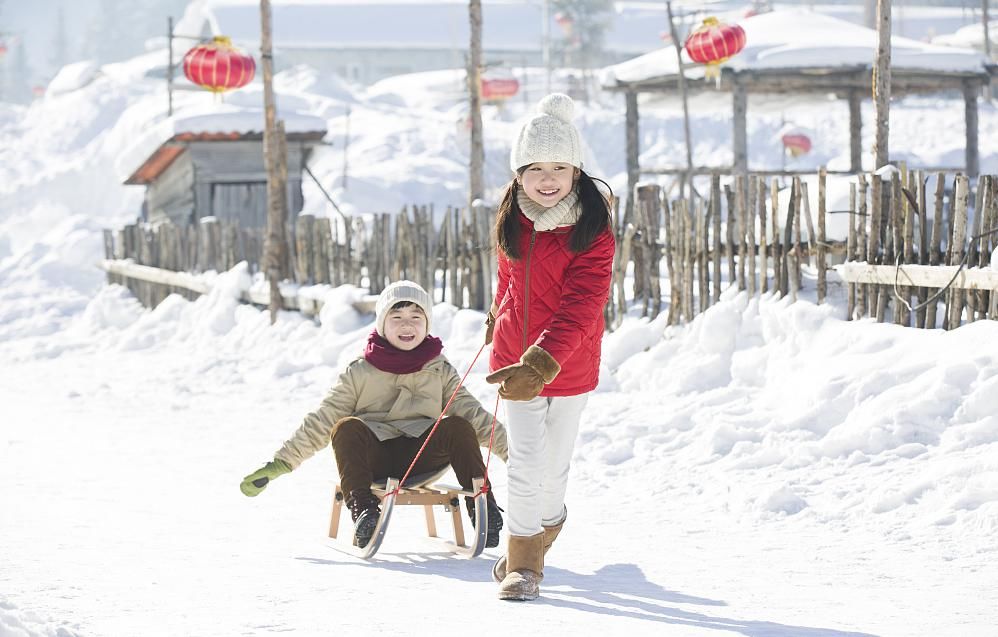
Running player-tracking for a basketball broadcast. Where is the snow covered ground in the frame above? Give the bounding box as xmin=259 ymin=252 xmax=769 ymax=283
xmin=2 ymin=7 xmax=998 ymax=636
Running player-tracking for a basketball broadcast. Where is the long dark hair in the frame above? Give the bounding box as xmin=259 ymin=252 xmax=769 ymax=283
xmin=494 ymin=168 xmax=613 ymax=259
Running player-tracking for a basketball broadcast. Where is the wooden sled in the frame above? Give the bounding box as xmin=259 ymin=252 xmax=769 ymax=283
xmin=328 ymin=466 xmax=488 ymax=560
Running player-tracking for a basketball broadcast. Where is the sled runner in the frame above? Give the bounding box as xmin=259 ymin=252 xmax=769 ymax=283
xmin=328 ymin=466 xmax=488 ymax=560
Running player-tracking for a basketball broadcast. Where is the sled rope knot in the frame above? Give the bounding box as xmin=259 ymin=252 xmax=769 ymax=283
xmin=386 ymin=341 xmax=500 ymax=500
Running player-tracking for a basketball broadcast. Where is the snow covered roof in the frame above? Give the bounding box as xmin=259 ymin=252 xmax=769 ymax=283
xmin=175 ymin=0 xmax=672 ymax=56
xmin=931 ymin=20 xmax=998 ymax=52
xmin=119 ymin=104 xmax=327 ymax=185
xmin=602 ymin=9 xmax=994 ymax=90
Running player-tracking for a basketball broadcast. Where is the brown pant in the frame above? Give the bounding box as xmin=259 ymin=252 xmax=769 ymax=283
xmin=330 ymin=416 xmax=489 ymax=501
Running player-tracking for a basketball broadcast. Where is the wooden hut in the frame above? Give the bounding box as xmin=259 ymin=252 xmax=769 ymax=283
xmin=122 ymin=109 xmax=327 ymax=228
xmin=601 ymin=9 xmax=996 ymax=213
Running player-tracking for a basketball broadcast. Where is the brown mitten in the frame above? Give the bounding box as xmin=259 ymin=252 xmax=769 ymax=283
xmin=485 ymin=311 xmax=496 ymax=346
xmin=485 ymin=345 xmax=560 ymax=401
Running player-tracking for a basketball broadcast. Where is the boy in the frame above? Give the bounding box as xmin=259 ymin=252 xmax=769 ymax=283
xmin=240 ymin=281 xmax=507 ymax=548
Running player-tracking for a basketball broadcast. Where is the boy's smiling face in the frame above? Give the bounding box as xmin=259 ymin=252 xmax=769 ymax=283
xmin=383 ymin=303 xmax=427 ymax=351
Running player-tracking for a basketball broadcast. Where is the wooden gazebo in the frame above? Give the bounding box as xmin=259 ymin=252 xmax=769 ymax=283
xmin=601 ymin=9 xmax=996 ymax=207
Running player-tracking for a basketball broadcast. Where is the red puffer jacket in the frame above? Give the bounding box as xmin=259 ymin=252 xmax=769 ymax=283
xmin=489 ymin=211 xmax=615 ymax=396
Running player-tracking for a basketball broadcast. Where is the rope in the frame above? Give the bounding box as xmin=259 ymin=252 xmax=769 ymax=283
xmin=384 ymin=341 xmax=499 ymax=499
xmin=891 ymin=225 xmax=998 ymax=314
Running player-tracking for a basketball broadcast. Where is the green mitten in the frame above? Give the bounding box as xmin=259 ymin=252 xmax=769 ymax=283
xmin=240 ymin=459 xmax=292 ymax=497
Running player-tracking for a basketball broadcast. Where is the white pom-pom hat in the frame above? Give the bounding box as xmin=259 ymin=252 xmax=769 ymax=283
xmin=509 ymin=93 xmax=582 ymax=171
xmin=375 ymin=280 xmax=432 ymax=336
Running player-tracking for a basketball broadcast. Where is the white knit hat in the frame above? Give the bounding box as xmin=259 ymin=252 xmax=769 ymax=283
xmin=509 ymin=93 xmax=582 ymax=171
xmin=375 ymin=280 xmax=433 ymax=336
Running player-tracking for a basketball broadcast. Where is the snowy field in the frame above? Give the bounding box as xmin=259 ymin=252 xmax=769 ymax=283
xmin=2 ymin=8 xmax=998 ymax=636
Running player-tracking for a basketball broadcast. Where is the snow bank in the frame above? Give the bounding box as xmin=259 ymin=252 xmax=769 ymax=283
xmin=45 ymin=60 xmax=100 ymax=97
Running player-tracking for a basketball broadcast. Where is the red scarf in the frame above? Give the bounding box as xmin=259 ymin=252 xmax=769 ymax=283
xmin=364 ymin=330 xmax=443 ymax=374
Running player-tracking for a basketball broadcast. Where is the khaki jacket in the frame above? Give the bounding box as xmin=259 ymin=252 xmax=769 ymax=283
xmin=275 ymin=355 xmax=507 ymax=469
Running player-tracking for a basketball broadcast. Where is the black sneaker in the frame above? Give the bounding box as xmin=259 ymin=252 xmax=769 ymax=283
xmin=465 ymin=495 xmax=504 ymax=548
xmin=353 ymin=508 xmax=380 ymax=548
xmin=348 ymin=490 xmax=382 ymax=548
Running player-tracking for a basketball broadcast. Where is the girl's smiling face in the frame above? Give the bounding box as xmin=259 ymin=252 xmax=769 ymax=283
xmin=383 ymin=303 xmax=427 ymax=351
xmin=518 ymin=162 xmax=578 ymax=207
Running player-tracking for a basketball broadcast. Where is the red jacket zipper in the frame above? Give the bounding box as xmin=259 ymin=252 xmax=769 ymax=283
xmin=521 ymin=230 xmax=537 ymax=355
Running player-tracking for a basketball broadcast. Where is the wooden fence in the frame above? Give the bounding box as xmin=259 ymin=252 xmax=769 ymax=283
xmin=837 ymin=171 xmax=998 ymax=328
xmin=623 ymin=169 xmax=997 ymax=329
xmin=103 ymin=169 xmax=998 ymax=330
xmin=102 ymin=204 xmax=496 ymax=313
xmin=622 ymin=172 xmax=841 ymax=327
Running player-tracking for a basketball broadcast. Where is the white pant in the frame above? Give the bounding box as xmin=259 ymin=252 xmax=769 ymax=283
xmin=502 ymin=393 xmax=589 ymax=537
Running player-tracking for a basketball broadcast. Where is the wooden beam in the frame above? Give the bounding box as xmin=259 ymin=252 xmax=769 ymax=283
xmin=835 ymin=263 xmax=998 ymax=289
xmin=97 ymin=259 xmax=380 ymax=318
xmin=873 ymin=0 xmax=891 ymax=170
xmin=964 ymin=80 xmax=980 ymax=177
xmin=848 ymin=90 xmax=863 ymax=172
xmin=625 ymin=90 xmax=640 ymax=221
xmin=732 ymin=79 xmax=748 ymax=175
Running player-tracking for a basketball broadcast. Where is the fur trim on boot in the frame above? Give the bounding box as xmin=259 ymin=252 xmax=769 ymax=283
xmin=492 ymin=514 xmax=566 ymax=583
xmin=498 ymin=532 xmax=545 ymax=601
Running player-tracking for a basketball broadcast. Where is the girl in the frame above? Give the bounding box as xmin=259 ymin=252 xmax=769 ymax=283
xmin=485 ymin=94 xmax=615 ymax=601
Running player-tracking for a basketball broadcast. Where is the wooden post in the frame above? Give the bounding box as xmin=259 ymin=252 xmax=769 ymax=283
xmin=468 ymin=0 xmax=485 ymax=213
xmin=711 ymin=175 xmax=722 ymax=302
xmin=964 ymin=80 xmax=980 ymax=178
xmin=925 ymin=173 xmax=945 ymax=329
xmin=947 ymin=176 xmax=970 ymax=329
xmin=638 ymin=185 xmax=663 ymax=319
xmin=314 ymin=217 xmax=331 ymax=284
xmin=800 ymin=181 xmax=816 ymax=267
xmin=758 ymin=178 xmax=768 ymax=294
xmin=848 ymin=91 xmax=863 ymax=173
xmin=901 ymin=171 xmax=916 ymax=325
xmin=847 ymin=182 xmax=857 ymax=317
xmin=725 ymin=185 xmax=737 ymax=288
xmin=295 ymin=213 xmax=315 ymax=284
xmin=771 ymin=178 xmax=782 ymax=297
xmin=857 ymin=174 xmax=869 ymax=318
xmin=979 ymin=177 xmax=996 ymax=320
xmin=872 ymin=0 xmax=891 ymax=170
xmin=817 ymin=168 xmax=828 ymax=304
xmin=732 ymin=79 xmax=748 ymax=175
xmin=745 ymin=177 xmax=756 ymax=295
xmin=260 ymin=0 xmax=288 ymax=324
xmin=666 ymin=0 xmax=694 ymax=197
xmin=662 ymin=196 xmax=677 ymax=325
xmin=890 ymin=172 xmax=904 ymax=324
xmin=700 ymin=195 xmax=710 ymax=312
xmin=781 ymin=180 xmax=795 ymax=300
xmin=684 ymin=200 xmax=695 ymax=320
xmin=625 ymin=91 xmax=640 ymax=225
xmin=792 ymin=176 xmax=802 ymax=298
xmin=968 ymin=175 xmax=987 ymax=321
xmin=915 ymin=171 xmax=929 ymax=327
xmin=875 ymin=179 xmax=890 ymax=322
xmin=736 ymin=175 xmax=748 ymax=291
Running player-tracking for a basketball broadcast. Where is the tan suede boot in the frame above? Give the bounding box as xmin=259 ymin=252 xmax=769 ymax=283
xmin=497 ymin=532 xmax=544 ymax=601
xmin=492 ymin=517 xmax=566 ymax=583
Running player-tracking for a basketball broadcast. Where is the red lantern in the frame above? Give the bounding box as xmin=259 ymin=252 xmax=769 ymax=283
xmin=684 ymin=17 xmax=747 ymax=83
xmin=481 ymin=78 xmax=519 ymax=101
xmin=554 ymin=12 xmax=574 ymax=36
xmin=781 ymin=133 xmax=812 ymax=157
xmin=183 ymin=36 xmax=255 ymax=94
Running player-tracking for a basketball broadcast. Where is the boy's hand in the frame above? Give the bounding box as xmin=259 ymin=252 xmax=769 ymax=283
xmin=240 ymin=459 xmax=292 ymax=497
xmin=485 ymin=345 xmax=560 ymax=401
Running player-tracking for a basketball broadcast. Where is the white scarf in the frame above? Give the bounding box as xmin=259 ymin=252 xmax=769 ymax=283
xmin=516 ymin=189 xmax=581 ymax=232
